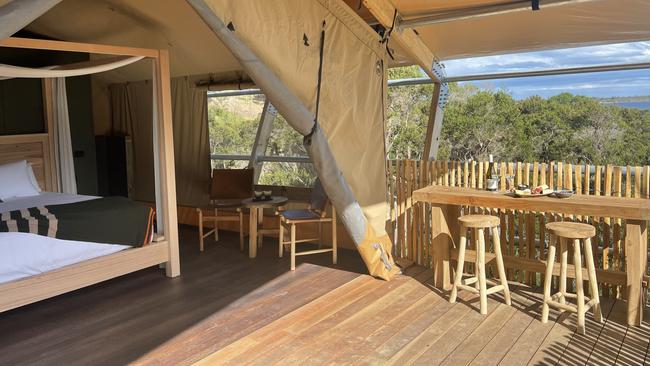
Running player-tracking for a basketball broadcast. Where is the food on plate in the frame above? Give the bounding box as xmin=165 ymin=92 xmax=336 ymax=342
xmin=511 ymin=184 xmax=553 ymax=196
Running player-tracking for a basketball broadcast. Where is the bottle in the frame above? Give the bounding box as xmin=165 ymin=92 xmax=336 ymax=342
xmin=486 ymin=154 xmax=498 ymax=191
xmin=490 ymin=155 xmax=499 ymax=179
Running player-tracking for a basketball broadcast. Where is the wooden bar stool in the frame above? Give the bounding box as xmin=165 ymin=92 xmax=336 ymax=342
xmin=450 ymin=214 xmax=511 ymax=314
xmin=542 ymin=222 xmax=602 ymax=335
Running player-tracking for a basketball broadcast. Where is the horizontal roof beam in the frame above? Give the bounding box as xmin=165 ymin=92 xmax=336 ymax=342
xmin=399 ymin=0 xmax=595 ymax=28
xmin=207 ymin=60 xmax=650 ymax=97
xmin=207 ymin=77 xmax=443 ymax=97
xmin=387 ymin=61 xmax=650 ymax=85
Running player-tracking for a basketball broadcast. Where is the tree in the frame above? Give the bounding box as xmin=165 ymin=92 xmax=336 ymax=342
xmin=207 ymin=67 xmax=650 ymax=188
xmin=207 ymin=96 xmax=317 ymax=186
xmin=386 ymin=66 xmax=432 ymax=159
xmin=386 ymin=68 xmax=650 ymax=166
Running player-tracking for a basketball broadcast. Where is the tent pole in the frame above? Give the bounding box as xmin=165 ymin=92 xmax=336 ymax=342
xmin=0 ymin=0 xmax=62 ymax=40
xmin=248 ymin=99 xmax=276 ymax=182
xmin=422 ymin=82 xmax=446 ymax=160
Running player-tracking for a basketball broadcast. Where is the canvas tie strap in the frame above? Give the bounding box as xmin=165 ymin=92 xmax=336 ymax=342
xmin=380 ymin=9 xmax=398 ymax=61
xmin=307 ymin=20 xmax=327 ymax=142
xmin=372 ymin=243 xmax=393 ymax=271
xmin=532 ymin=0 xmax=540 ymax=10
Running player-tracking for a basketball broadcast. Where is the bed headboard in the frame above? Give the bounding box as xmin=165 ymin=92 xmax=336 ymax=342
xmin=0 ymin=133 xmax=58 ymax=192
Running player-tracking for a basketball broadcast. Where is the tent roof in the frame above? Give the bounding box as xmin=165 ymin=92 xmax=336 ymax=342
xmin=23 ymin=0 xmax=240 ymax=83
xmin=14 ymin=0 xmax=650 ymax=82
xmin=393 ymin=0 xmax=650 ymax=61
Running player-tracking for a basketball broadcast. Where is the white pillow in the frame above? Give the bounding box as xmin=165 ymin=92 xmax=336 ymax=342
xmin=0 ymin=160 xmax=40 ymax=200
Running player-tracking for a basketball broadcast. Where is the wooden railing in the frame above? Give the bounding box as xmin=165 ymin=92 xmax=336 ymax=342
xmin=387 ymin=160 xmax=650 ymax=300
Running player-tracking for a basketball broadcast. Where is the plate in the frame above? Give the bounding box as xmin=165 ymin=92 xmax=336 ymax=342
xmin=509 ymin=192 xmax=554 ymax=198
xmin=554 ymin=190 xmax=574 ymax=198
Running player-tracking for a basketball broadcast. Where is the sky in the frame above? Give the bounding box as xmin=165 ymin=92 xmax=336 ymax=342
xmin=441 ymin=41 xmax=650 ymax=100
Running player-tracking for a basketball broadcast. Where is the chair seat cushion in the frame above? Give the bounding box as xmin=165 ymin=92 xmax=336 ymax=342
xmin=281 ymin=209 xmax=321 ymax=221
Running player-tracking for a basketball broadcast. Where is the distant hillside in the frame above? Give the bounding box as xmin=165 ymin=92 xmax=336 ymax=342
xmin=599 ymin=96 xmax=650 ymax=103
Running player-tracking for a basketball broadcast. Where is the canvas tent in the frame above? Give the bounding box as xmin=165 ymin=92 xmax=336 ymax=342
xmin=3 ymin=0 xmax=650 ymax=280
xmin=14 ymin=0 xmax=650 ymax=80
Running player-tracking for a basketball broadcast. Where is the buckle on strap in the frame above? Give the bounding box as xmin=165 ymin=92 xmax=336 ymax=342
xmin=372 ymin=242 xmax=393 ymax=271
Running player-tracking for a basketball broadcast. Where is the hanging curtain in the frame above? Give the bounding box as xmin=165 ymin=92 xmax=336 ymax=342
xmin=170 ymin=77 xmax=211 ymax=207
xmin=110 ymin=80 xmax=155 ymax=203
xmin=49 ymin=77 xmax=77 ymax=194
xmin=110 ymin=77 xmax=211 ymax=206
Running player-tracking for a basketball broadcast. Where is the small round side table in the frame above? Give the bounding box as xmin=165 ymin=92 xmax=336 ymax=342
xmin=242 ymin=196 xmax=288 ymax=258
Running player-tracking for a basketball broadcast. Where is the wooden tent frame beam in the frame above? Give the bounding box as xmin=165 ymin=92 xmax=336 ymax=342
xmin=362 ymin=0 xmax=441 ymax=82
xmin=0 ymin=37 xmax=159 ymax=58
xmin=0 ymin=37 xmax=180 ymax=312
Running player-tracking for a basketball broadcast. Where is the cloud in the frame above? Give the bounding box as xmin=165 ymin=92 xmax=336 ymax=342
xmin=444 ymin=41 xmax=650 ymax=76
xmin=444 ymin=41 xmax=650 ymax=99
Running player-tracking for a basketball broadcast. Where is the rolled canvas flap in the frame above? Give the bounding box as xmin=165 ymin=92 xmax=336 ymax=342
xmin=357 ymin=226 xmax=401 ymax=280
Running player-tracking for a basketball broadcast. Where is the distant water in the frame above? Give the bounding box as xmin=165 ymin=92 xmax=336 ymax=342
xmin=612 ymin=101 xmax=650 ymax=110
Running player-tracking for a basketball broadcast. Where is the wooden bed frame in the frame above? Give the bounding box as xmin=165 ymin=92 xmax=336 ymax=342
xmin=0 ymin=37 xmax=180 ymax=313
xmin=0 ymin=133 xmax=56 ymax=191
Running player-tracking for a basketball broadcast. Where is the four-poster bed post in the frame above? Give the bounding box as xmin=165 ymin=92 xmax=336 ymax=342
xmin=153 ymin=48 xmax=181 ymax=277
xmin=0 ymin=37 xmax=180 ymax=311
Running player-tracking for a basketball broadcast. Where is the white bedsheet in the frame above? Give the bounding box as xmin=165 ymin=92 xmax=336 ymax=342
xmin=0 ymin=191 xmax=97 ymax=213
xmin=0 ymin=192 xmax=130 ymax=284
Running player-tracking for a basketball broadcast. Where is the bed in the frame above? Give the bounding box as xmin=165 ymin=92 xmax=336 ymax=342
xmin=0 ymin=192 xmax=135 ymax=284
xmin=0 ymin=37 xmax=180 ymax=313
xmin=0 ymin=136 xmax=176 ymax=313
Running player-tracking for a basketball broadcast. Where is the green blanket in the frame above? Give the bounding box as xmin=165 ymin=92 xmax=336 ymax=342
xmin=0 ymin=197 xmax=155 ymax=247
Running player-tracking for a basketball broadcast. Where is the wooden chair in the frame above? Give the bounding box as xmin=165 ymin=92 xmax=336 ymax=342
xmin=196 ymin=168 xmax=253 ymax=252
xmin=278 ymin=180 xmax=337 ymax=270
xmin=449 ymin=214 xmax=511 ymax=314
xmin=542 ymin=221 xmax=602 ymax=335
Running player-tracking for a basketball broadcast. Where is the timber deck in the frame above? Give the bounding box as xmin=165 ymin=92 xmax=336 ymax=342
xmin=0 ymin=226 xmax=648 ymax=365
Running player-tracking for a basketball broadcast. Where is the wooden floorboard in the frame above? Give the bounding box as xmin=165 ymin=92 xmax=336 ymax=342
xmin=615 ymin=306 xmax=650 ymax=366
xmin=273 ymin=269 xmax=430 ymax=365
xmin=382 ymin=292 xmax=473 ymax=365
xmin=410 ymin=296 xmax=502 ymax=365
xmin=469 ymin=285 xmax=537 ymax=365
xmin=585 ymin=298 xmax=628 ymax=366
xmin=0 ymin=226 xmax=366 ymax=366
xmin=1 ymin=226 xmax=648 ymax=366
xmin=556 ymin=297 xmax=616 ymax=366
xmin=526 ymin=305 xmax=577 ymax=364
